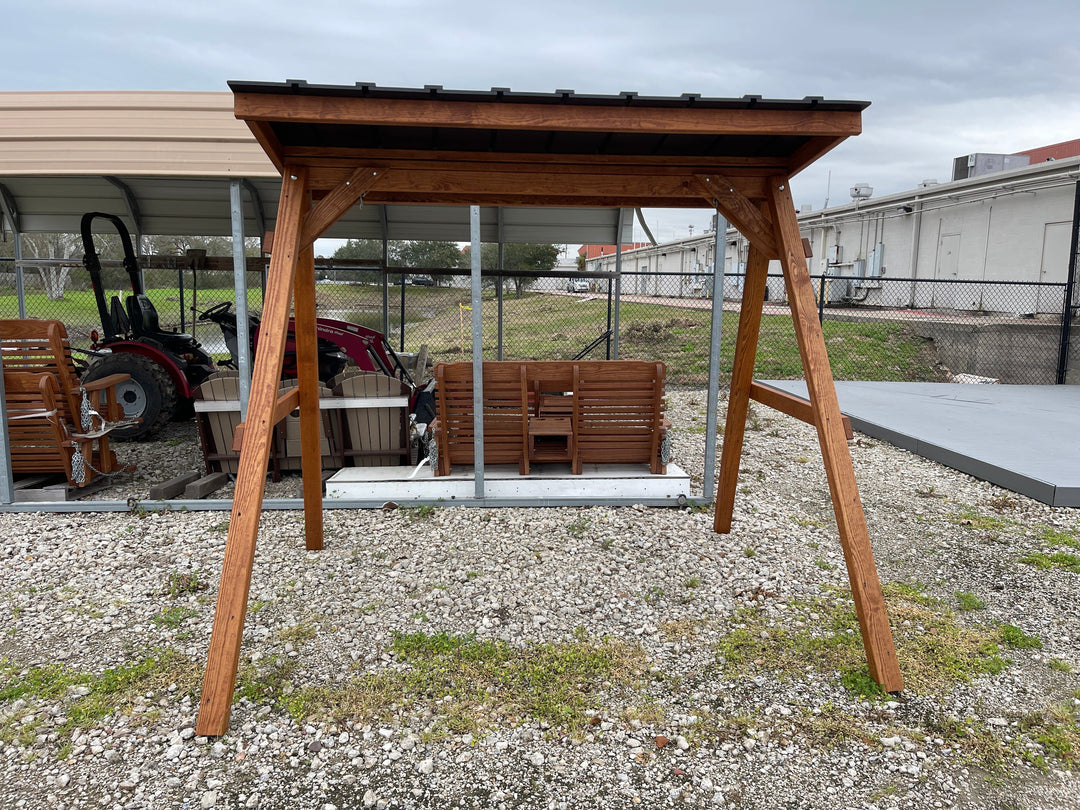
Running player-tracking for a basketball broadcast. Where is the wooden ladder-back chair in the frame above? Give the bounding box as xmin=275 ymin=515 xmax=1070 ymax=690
xmin=572 ymin=361 xmax=668 ymax=475
xmin=431 ymin=362 xmax=529 ymax=476
xmin=0 ymin=319 xmax=132 ymax=483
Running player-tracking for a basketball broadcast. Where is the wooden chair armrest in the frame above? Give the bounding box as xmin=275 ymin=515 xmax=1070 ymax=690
xmin=78 ymin=373 xmax=131 ymax=391
xmin=428 ymin=416 xmax=441 ymax=435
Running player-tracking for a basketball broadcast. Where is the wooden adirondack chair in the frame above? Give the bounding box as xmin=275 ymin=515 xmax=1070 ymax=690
xmin=332 ymin=372 xmax=411 ymax=467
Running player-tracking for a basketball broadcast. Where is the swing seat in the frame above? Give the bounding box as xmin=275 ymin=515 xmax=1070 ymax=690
xmin=0 ymin=319 xmax=133 ymax=484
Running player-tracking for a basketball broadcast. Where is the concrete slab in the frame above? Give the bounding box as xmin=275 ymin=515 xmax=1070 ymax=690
xmin=326 ymin=463 xmax=691 ymax=506
xmin=758 ymin=381 xmax=1080 ymax=508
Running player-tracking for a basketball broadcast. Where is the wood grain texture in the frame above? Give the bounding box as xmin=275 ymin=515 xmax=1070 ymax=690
xmin=292 ymin=243 xmax=324 ymax=551
xmin=302 ymin=168 xmax=759 ymax=203
xmin=431 ymin=361 xmax=666 ymax=477
xmin=301 ymin=166 xmax=384 ymax=246
xmin=359 ymin=192 xmax=754 ymax=209
xmin=197 ymin=167 xmax=307 ymax=737
xmin=282 ymin=145 xmax=792 ymax=171
xmin=767 ymin=175 xmax=903 ymax=693
xmin=786 ymin=135 xmax=849 ymax=178
xmin=235 ymin=93 xmax=863 ymax=138
xmin=247 ymin=120 xmax=285 ymax=172
xmin=748 ymin=382 xmax=853 ymax=440
xmin=3 ymin=371 xmax=74 ymax=483
xmin=230 ymin=387 xmax=300 ymax=451
xmin=713 ymin=245 xmax=770 ymax=534
xmin=0 ymin=318 xmax=126 ymax=479
xmin=692 ymin=175 xmax=778 ymax=256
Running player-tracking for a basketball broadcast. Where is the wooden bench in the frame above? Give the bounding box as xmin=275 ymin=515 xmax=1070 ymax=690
xmin=430 ymin=360 xmax=668 ymax=476
xmin=0 ymin=319 xmax=131 ymax=482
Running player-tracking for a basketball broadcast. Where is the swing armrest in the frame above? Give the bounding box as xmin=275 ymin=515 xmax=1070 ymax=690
xmin=79 ymin=374 xmax=130 ymax=391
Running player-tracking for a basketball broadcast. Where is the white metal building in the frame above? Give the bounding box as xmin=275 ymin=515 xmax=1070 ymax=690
xmin=589 ymin=155 xmax=1080 ymax=315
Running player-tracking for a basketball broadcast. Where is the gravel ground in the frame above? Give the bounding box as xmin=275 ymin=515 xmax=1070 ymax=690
xmin=1 ymin=390 xmax=1078 ymax=810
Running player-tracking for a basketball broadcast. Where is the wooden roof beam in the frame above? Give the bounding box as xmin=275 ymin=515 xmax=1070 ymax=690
xmin=303 ymin=167 xmax=769 ymax=201
xmin=235 ymin=93 xmax=863 ymax=138
xmin=281 ymin=145 xmax=796 ymax=171
xmin=359 ymin=192 xmax=735 ymax=208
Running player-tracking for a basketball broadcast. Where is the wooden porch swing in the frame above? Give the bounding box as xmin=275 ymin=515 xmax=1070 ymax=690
xmin=196 ymin=81 xmax=903 ymax=735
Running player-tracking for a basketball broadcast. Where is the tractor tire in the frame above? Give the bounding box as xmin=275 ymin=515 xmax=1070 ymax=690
xmin=83 ymin=353 xmax=177 ymax=441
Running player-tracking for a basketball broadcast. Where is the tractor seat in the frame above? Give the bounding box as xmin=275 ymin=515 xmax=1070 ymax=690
xmin=127 ymin=294 xmax=196 ymax=349
xmin=110 ymin=296 xmax=130 ymax=335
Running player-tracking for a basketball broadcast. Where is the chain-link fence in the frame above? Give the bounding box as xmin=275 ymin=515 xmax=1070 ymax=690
xmin=2 ymin=258 xmax=1075 ymax=387
xmin=1064 ymin=192 xmax=1080 ymax=385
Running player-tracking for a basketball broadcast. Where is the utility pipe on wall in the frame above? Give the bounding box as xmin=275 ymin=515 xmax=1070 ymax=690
xmin=907 ymin=197 xmax=923 ymax=307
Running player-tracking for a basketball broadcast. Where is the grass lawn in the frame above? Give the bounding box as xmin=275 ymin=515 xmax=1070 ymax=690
xmin=2 ymin=285 xmax=944 ymax=386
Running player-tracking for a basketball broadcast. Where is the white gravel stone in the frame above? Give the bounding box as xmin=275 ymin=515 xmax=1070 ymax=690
xmin=0 ymin=395 xmax=1077 ymax=810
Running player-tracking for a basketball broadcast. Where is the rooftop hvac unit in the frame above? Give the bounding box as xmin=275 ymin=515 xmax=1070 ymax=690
xmin=849 ymin=183 xmax=873 ymax=200
xmin=952 ymin=153 xmax=1031 ymax=181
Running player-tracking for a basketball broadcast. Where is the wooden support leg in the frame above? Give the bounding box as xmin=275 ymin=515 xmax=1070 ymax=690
xmin=196 ymin=168 xmax=308 ymax=737
xmin=714 ymin=245 xmax=770 ymax=534
xmin=293 ymin=243 xmax=324 ymax=551
xmin=768 ymin=176 xmax=903 ymax=693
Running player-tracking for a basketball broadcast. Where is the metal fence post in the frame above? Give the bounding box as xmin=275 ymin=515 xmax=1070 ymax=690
xmin=381 ymin=207 xmax=390 ymax=339
xmin=1057 ymin=180 xmax=1080 ymax=384
xmin=14 ymin=233 xmax=26 ymax=320
xmin=818 ymin=272 xmax=826 ymax=324
xmin=470 ymin=205 xmax=484 ymax=498
xmin=703 ymin=218 xmax=728 ymax=501
xmin=229 ymin=180 xmax=252 ymax=418
xmin=400 ymin=273 xmax=406 ymax=353
xmin=178 ymin=267 xmax=186 ymax=333
xmin=605 ymin=281 xmax=613 ymax=360
xmin=612 ymin=209 xmax=625 ymax=359
xmin=497 ymin=208 xmax=504 ymax=361
xmin=0 ymin=362 xmax=12 ymax=504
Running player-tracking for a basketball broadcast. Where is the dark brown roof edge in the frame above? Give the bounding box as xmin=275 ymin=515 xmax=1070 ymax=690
xmin=227 ymin=79 xmax=870 ymax=113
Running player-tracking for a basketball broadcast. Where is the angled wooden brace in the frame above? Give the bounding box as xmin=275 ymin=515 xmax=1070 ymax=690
xmin=301 ymin=167 xmax=385 ymax=247
xmin=197 ymin=167 xmax=309 ymax=737
xmin=692 ymin=174 xmax=778 ymax=258
xmin=767 ymin=175 xmax=903 ymax=693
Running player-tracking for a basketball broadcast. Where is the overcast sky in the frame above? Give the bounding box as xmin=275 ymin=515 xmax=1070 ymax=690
xmin=7 ymin=0 xmax=1080 ymax=244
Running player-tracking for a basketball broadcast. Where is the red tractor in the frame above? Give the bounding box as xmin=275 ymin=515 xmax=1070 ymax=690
xmin=79 ymin=212 xmax=413 ymax=440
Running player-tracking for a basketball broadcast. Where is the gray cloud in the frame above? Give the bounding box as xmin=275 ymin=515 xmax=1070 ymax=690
xmin=6 ymin=0 xmax=1079 ymax=236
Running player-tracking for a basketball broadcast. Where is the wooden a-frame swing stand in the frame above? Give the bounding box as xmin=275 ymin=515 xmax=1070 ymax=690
xmin=195 ymin=83 xmax=902 ymax=736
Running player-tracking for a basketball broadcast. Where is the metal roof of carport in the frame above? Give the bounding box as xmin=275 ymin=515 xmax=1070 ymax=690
xmin=0 ymin=91 xmax=631 ymax=242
